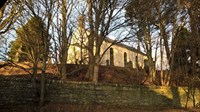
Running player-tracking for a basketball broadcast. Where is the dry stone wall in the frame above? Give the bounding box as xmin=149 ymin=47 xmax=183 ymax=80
xmin=0 ymin=77 xmax=199 ymax=107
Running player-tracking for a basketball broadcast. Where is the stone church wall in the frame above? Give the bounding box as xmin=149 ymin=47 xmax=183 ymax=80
xmin=68 ymin=37 xmax=146 ymax=68
xmin=101 ymin=41 xmax=146 ymax=68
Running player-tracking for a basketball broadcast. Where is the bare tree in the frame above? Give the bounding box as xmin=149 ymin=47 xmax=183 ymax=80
xmin=16 ymin=0 xmax=56 ymax=106
xmin=126 ymin=0 xmax=158 ymax=84
xmin=86 ymin=0 xmax=129 ymax=83
xmin=59 ymin=0 xmax=76 ymax=80
xmin=0 ymin=0 xmax=19 ymax=35
xmin=153 ymin=0 xmax=180 ymax=85
xmin=0 ymin=0 xmax=21 ymax=65
xmin=48 ymin=0 xmax=77 ymax=80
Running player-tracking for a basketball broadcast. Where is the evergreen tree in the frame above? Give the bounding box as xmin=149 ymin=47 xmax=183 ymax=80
xmin=172 ymin=27 xmax=190 ymax=70
xmin=9 ymin=16 xmax=49 ymax=63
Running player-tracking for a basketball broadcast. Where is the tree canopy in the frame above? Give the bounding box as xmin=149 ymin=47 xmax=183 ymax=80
xmin=9 ymin=16 xmax=49 ymax=63
xmin=172 ymin=27 xmax=190 ymax=70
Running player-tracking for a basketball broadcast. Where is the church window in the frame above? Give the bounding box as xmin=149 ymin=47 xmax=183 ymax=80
xmin=110 ymin=48 xmax=114 ymax=66
xmin=124 ymin=52 xmax=127 ymax=66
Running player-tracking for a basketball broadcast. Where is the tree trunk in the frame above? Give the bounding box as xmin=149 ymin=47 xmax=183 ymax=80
xmin=60 ymin=63 xmax=67 ymax=80
xmin=148 ymin=56 xmax=156 ymax=84
xmin=160 ymin=36 xmax=164 ymax=85
xmin=40 ymin=66 xmax=45 ymax=107
xmin=85 ymin=30 xmax=94 ymax=80
xmin=159 ymin=23 xmax=169 ymax=85
xmin=159 ymin=22 xmax=170 ymax=85
xmin=93 ymin=51 xmax=100 ymax=83
xmin=32 ymin=64 xmax=39 ymax=97
xmin=60 ymin=0 xmax=68 ymax=80
xmin=160 ymin=24 xmax=170 ymax=61
xmin=85 ymin=0 xmax=94 ymax=80
xmin=39 ymin=64 xmax=46 ymax=111
xmin=40 ymin=21 xmax=49 ymax=107
xmin=93 ymin=63 xmax=99 ymax=84
xmin=86 ymin=61 xmax=94 ymax=80
xmin=143 ymin=24 xmax=156 ymax=84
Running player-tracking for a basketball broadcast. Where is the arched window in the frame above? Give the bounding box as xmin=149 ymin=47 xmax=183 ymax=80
xmin=110 ymin=48 xmax=114 ymax=66
xmin=135 ymin=55 xmax=139 ymax=68
xmin=124 ymin=52 xmax=127 ymax=66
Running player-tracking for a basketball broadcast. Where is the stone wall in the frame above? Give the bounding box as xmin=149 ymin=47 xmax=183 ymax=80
xmin=0 ymin=77 xmax=200 ymax=107
xmin=0 ymin=77 xmax=38 ymax=106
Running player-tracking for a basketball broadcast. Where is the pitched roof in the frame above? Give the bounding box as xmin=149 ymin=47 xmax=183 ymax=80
xmin=104 ymin=37 xmax=146 ymax=56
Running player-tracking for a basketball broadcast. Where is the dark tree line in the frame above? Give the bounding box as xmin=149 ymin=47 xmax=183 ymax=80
xmin=125 ymin=0 xmax=200 ymax=87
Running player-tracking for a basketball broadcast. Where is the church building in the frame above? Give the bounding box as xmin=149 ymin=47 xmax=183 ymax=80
xmin=67 ymin=16 xmax=147 ymax=68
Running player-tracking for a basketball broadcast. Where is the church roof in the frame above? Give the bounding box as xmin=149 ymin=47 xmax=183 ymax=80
xmin=104 ymin=37 xmax=146 ymax=56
